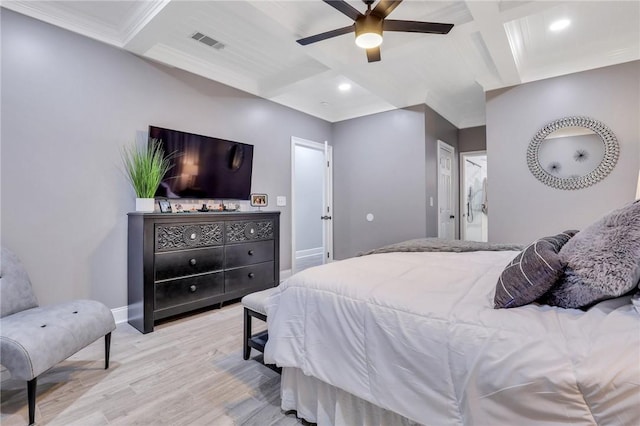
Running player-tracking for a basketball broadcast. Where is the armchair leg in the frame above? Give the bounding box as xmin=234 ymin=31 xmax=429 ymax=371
xmin=243 ymin=308 xmax=251 ymax=360
xmin=105 ymin=332 xmax=112 ymax=369
xmin=27 ymin=377 xmax=37 ymax=425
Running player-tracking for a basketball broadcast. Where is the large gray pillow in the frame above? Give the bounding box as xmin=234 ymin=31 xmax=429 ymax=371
xmin=545 ymin=201 xmax=640 ymax=309
xmin=494 ymin=231 xmax=577 ymax=309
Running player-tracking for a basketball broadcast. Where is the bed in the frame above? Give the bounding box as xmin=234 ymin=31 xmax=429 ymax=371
xmin=263 ymin=243 xmax=640 ymax=425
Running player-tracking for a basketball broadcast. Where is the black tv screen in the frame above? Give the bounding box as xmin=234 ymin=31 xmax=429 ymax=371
xmin=150 ymin=126 xmax=254 ymax=200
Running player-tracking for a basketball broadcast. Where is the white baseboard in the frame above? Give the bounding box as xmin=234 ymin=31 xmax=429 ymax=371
xmin=280 ymin=269 xmax=292 ymax=282
xmin=111 ymin=306 xmax=128 ymax=325
xmin=112 ymin=269 xmax=293 ymax=324
xmin=295 ymin=247 xmax=323 ymax=258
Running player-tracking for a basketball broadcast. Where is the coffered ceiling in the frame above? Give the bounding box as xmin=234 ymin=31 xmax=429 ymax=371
xmin=3 ymin=1 xmax=639 ymax=128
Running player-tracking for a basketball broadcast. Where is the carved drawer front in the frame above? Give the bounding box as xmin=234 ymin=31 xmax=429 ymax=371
xmin=225 ymin=220 xmax=273 ymax=243
xmin=225 ymin=262 xmax=274 ymax=294
xmin=155 ymin=247 xmax=223 ymax=281
xmin=225 ymin=240 xmax=274 ymax=269
xmin=155 ymin=273 xmax=224 ymax=311
xmin=155 ymin=222 xmax=223 ymax=252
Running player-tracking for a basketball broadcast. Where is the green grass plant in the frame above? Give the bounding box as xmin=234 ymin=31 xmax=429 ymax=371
xmin=121 ymin=139 xmax=173 ymax=198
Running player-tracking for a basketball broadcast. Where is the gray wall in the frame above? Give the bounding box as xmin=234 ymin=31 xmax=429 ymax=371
xmin=332 ymin=106 xmax=426 ymax=258
xmin=1 ymin=10 xmax=331 ymax=308
xmin=486 ymin=61 xmax=640 ymax=244
xmin=332 ymin=104 xmax=458 ymax=259
xmin=458 ymin=126 xmax=487 ymax=153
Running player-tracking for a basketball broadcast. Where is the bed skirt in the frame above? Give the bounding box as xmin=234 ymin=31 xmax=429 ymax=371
xmin=280 ymin=368 xmax=421 ymax=426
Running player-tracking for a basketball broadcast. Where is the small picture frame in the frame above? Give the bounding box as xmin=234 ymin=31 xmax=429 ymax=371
xmin=158 ymin=199 xmax=172 ymax=213
xmin=250 ymin=193 xmax=268 ymax=207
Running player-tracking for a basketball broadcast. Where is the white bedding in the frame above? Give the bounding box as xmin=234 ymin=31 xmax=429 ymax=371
xmin=264 ymin=251 xmax=640 ymax=425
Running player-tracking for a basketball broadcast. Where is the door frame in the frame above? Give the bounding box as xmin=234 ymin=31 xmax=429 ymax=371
xmin=290 ymin=136 xmax=333 ymax=274
xmin=459 ymin=150 xmax=487 ymax=241
xmin=436 ymin=140 xmax=457 ymax=239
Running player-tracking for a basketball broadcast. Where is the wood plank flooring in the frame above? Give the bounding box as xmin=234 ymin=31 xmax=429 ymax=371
xmin=0 ymin=302 xmax=305 ymax=425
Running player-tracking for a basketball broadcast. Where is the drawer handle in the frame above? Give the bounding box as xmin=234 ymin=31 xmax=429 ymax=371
xmin=190 ymin=233 xmax=197 ymax=240
xmin=189 ymin=285 xmax=197 ymax=292
xmin=248 ymin=250 xmax=254 ymax=256
xmin=189 ymin=258 xmax=197 ymax=266
xmin=248 ymin=272 xmax=255 ymax=279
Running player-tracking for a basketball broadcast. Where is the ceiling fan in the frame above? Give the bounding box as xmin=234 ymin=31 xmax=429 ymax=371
xmin=296 ymin=0 xmax=454 ymax=63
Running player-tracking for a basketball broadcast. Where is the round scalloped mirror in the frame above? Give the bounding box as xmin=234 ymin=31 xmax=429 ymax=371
xmin=526 ymin=117 xmax=619 ymax=190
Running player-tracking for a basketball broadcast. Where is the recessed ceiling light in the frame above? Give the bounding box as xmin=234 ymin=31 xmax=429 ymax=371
xmin=320 ymin=101 xmax=329 ymax=106
xmin=549 ymin=19 xmax=571 ymax=32
xmin=338 ymin=83 xmax=352 ymax=92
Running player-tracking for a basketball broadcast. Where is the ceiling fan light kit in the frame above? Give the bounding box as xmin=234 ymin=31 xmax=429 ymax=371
xmin=297 ymin=0 xmax=454 ymax=62
xmin=355 ymin=15 xmax=383 ymax=49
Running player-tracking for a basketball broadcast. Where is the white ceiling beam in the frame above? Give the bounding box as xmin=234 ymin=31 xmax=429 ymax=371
xmin=464 ymin=0 xmax=521 ymax=87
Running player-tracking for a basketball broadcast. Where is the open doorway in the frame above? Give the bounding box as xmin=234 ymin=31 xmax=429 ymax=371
xmin=460 ymin=151 xmax=487 ymax=242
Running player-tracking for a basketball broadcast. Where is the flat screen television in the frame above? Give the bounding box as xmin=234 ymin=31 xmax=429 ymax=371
xmin=150 ymin=126 xmax=254 ymax=200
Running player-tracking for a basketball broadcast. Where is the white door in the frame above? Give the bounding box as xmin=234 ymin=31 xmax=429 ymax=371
xmin=291 ymin=137 xmax=333 ymax=274
xmin=460 ymin=151 xmax=488 ymax=242
xmin=437 ymin=140 xmax=456 ymax=239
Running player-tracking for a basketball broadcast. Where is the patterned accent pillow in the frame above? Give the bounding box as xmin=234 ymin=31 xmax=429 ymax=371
xmin=545 ymin=201 xmax=640 ymax=309
xmin=494 ymin=231 xmax=578 ymax=309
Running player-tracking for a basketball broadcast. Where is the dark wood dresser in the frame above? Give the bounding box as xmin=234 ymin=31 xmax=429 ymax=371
xmin=127 ymin=211 xmax=280 ymax=333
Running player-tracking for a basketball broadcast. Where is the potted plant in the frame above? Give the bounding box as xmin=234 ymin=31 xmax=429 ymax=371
xmin=121 ymin=139 xmax=173 ymax=212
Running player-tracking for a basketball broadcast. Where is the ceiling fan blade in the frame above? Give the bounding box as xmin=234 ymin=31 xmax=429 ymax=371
xmin=323 ymin=0 xmax=363 ymax=21
xmin=383 ymin=20 xmax=454 ymax=34
xmin=371 ymin=0 xmax=403 ymax=19
xmin=366 ymin=47 xmax=381 ymax=63
xmin=297 ymin=25 xmax=354 ymax=45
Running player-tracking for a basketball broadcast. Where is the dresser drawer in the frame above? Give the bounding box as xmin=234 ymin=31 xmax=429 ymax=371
xmin=225 ymin=220 xmax=274 ymax=243
xmin=155 ymin=247 xmax=223 ymax=281
xmin=225 ymin=262 xmax=274 ymax=294
xmin=155 ymin=272 xmax=224 ymax=311
xmin=225 ymin=240 xmax=274 ymax=268
xmin=155 ymin=222 xmax=224 ymax=252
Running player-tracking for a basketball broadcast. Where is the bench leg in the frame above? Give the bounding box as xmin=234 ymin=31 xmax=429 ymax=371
xmin=243 ymin=308 xmax=251 ymax=360
xmin=27 ymin=377 xmax=37 ymax=425
xmin=105 ymin=332 xmax=112 ymax=369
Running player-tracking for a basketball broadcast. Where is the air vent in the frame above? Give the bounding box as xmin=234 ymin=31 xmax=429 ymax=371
xmin=191 ymin=32 xmax=225 ymax=50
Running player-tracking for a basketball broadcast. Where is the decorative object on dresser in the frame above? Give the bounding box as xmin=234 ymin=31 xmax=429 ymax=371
xmin=121 ymin=139 xmax=174 ymax=212
xmin=127 ymin=211 xmax=280 ymax=333
xmin=250 ymin=193 xmax=268 ymax=207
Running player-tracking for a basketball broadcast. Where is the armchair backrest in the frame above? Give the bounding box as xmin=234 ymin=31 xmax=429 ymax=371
xmin=1 ymin=246 xmax=39 ymax=318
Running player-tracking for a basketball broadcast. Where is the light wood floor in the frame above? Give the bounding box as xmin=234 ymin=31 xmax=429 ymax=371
xmin=0 ymin=302 xmax=305 ymax=425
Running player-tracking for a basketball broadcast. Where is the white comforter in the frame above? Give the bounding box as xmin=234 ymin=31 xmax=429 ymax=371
xmin=264 ymin=251 xmax=640 ymax=425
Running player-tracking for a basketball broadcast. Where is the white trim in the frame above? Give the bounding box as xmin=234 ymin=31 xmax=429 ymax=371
xmin=291 ymin=137 xmax=334 ymax=274
xmin=111 ymin=306 xmax=128 ymax=325
xmin=280 ymin=269 xmax=293 ymax=282
xmin=296 ymin=247 xmax=324 ymax=258
xmin=437 ymin=140 xmax=457 ymax=239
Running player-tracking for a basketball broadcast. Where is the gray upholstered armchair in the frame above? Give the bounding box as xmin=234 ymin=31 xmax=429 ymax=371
xmin=0 ymin=247 xmax=116 ymax=425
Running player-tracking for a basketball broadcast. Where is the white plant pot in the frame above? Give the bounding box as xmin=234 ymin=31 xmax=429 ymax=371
xmin=135 ymin=198 xmax=156 ymax=212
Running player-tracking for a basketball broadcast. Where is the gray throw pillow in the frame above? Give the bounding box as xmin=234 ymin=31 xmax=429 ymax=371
xmin=545 ymin=201 xmax=640 ymax=309
xmin=494 ymin=231 xmax=577 ymax=309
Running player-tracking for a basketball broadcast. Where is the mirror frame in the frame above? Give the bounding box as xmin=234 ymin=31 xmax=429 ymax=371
xmin=527 ymin=116 xmax=619 ymax=190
